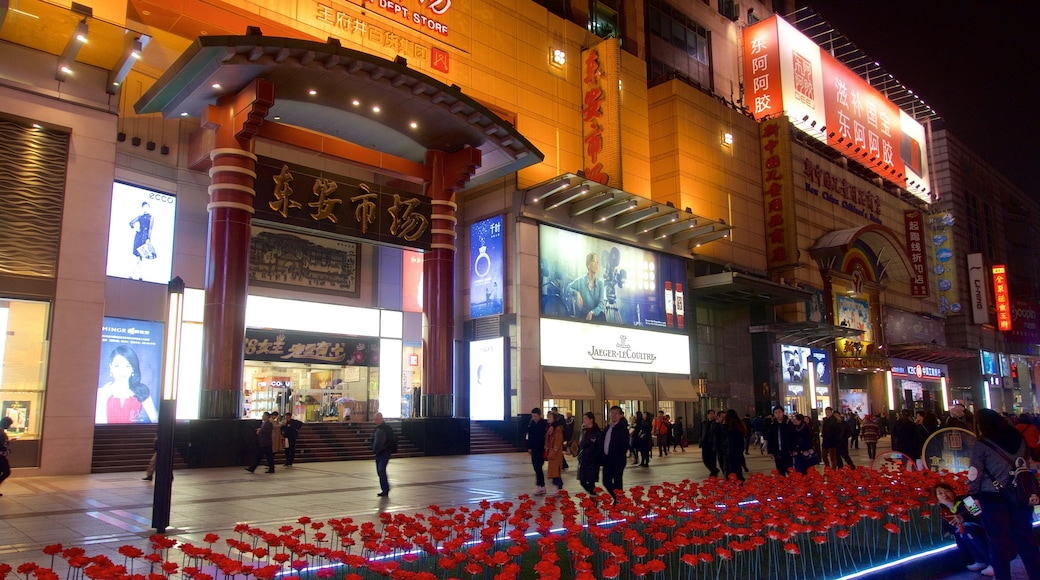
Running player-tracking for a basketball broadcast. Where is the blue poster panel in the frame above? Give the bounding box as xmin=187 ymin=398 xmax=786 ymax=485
xmin=538 ymin=224 xmax=687 ymax=333
xmin=96 ymin=317 xmax=164 ymax=424
xmin=470 ymin=215 xmax=504 ymax=318
xmin=105 ymin=183 xmax=176 ymax=284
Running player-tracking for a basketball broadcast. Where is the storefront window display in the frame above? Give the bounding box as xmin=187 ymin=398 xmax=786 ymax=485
xmin=0 ymin=299 xmax=49 ymax=467
xmin=890 ymin=359 xmax=948 ymax=415
xmin=243 ymin=363 xmax=373 ymax=422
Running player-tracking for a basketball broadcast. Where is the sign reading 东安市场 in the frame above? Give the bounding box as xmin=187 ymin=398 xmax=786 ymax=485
xmin=254 ymin=156 xmax=432 ymax=251
xmin=742 ymin=15 xmax=931 ymax=201
xmin=580 ymin=38 xmax=622 ymax=186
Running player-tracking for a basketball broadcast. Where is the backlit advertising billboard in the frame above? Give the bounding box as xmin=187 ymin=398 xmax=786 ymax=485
xmin=539 ymin=225 xmax=687 ymax=333
xmin=105 ymin=182 xmax=176 ymax=284
xmin=96 ymin=317 xmax=164 ymax=424
xmin=743 ymin=15 xmax=931 ymax=201
xmin=470 ymin=215 xmax=504 ymax=318
xmin=469 ymin=337 xmax=506 ymax=420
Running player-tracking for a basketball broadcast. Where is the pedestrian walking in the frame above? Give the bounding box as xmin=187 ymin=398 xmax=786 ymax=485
xmin=245 ymin=412 xmax=275 ymax=474
xmin=527 ymin=408 xmax=548 ymax=495
xmin=545 ymin=412 xmax=565 ymax=494
xmin=283 ymin=412 xmax=303 ymax=467
xmin=700 ymin=410 xmax=720 ymax=476
xmin=860 ymin=414 xmax=880 ymax=461
xmin=601 ymin=405 xmax=629 ymax=502
xmin=577 ymin=412 xmax=603 ymax=497
xmin=765 ymin=406 xmax=795 ymax=476
xmin=371 ymin=412 xmax=395 ymax=497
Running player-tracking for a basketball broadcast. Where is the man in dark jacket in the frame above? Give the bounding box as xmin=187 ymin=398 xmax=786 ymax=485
xmin=601 ymin=405 xmax=630 ymax=502
xmin=527 ymin=408 xmax=548 ymax=495
xmin=282 ymin=412 xmax=303 ymax=467
xmin=765 ymin=406 xmax=796 ymax=476
xmin=562 ymin=411 xmax=575 ymax=469
xmin=700 ymin=409 xmax=720 ymax=477
xmin=246 ymin=412 xmax=275 ymax=474
xmin=821 ymin=407 xmax=840 ymax=468
xmin=371 ymin=412 xmax=395 ymax=497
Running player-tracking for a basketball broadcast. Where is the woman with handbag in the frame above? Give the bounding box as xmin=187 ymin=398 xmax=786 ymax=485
xmin=791 ymin=413 xmax=817 ymax=475
xmin=544 ymin=412 xmax=565 ymax=495
xmin=967 ymin=408 xmax=1040 ymax=580
xmin=129 ymin=201 xmax=154 ymax=280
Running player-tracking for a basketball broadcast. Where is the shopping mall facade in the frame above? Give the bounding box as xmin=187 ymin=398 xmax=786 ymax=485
xmin=1 ymin=0 xmax=1038 ymax=474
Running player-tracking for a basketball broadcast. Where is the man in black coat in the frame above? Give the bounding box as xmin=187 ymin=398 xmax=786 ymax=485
xmin=526 ymin=408 xmax=548 ymax=495
xmin=820 ymin=407 xmax=841 ymax=468
xmin=765 ymin=406 xmax=796 ymax=476
xmin=246 ymin=412 xmax=275 ymax=473
xmin=601 ymin=405 xmax=630 ymax=502
xmin=282 ymin=412 xmax=303 ymax=467
xmin=699 ymin=409 xmax=720 ymax=477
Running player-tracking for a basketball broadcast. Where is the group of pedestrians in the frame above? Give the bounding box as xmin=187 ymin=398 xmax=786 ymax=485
xmin=699 ymin=409 xmax=753 ymax=480
xmin=526 ymin=406 xmax=631 ymax=502
xmin=245 ymin=411 xmax=303 ymax=474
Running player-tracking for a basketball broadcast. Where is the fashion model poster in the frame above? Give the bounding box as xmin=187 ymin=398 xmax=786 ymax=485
xmin=96 ymin=317 xmax=163 ymax=424
xmin=104 ymin=182 xmax=176 ymax=284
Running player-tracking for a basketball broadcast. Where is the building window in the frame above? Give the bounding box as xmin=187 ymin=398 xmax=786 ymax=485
xmin=696 ymin=306 xmax=724 ymax=381
xmin=718 ymin=0 xmax=738 ymax=21
xmin=647 ymin=1 xmax=711 ymax=89
xmin=589 ymin=0 xmax=620 ymax=39
xmin=983 ymin=200 xmax=994 ymax=261
xmin=0 ymin=298 xmax=50 ymax=468
xmin=966 ymin=192 xmax=982 ymax=253
xmin=532 ymin=0 xmax=570 ymax=20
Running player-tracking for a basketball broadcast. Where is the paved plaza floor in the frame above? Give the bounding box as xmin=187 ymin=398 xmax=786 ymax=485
xmin=0 ymin=436 xmax=1026 ymax=578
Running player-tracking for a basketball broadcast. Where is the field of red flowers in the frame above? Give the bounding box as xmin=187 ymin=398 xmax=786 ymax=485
xmin=1 ymin=466 xmax=961 ymax=580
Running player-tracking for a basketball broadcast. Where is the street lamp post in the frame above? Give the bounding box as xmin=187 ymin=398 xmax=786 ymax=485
xmin=152 ymin=276 xmax=184 ymax=533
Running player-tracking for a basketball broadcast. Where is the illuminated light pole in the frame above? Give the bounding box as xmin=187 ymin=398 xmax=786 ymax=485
xmin=153 ymin=276 xmax=184 ymax=533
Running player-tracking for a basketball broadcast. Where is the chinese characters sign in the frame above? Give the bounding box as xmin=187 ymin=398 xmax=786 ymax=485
xmin=903 ymin=210 xmax=929 ymax=297
xmin=742 ymin=15 xmax=931 ymax=201
xmin=580 ymin=39 xmax=622 ymax=187
xmin=313 ymin=1 xmax=446 ymax=73
xmin=254 ymin=157 xmax=432 ymax=250
xmin=759 ymin=117 xmax=799 ymax=269
xmin=992 ymin=265 xmax=1011 ymax=331
xmin=244 ymin=328 xmax=380 ymax=366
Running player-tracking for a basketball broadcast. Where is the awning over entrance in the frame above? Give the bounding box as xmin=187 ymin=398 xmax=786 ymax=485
xmin=810 ymin=224 xmax=913 ymax=283
xmin=692 ymin=272 xmax=813 ymax=305
xmin=657 ymin=376 xmax=699 ymax=401
xmin=749 ymin=322 xmax=865 ymax=346
xmin=887 ymin=343 xmax=980 ymax=364
xmin=542 ymin=369 xmax=596 ymax=400
xmin=135 ymin=35 xmax=542 ymax=187
xmin=604 ymin=372 xmax=652 ymax=400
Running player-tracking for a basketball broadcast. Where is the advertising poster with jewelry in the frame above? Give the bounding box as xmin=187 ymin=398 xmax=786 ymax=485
xmin=96 ymin=317 xmax=164 ymax=424
xmin=104 ymin=183 xmax=177 ymax=284
xmin=470 ymin=215 xmax=503 ymax=318
xmin=538 ymin=225 xmax=687 ymax=333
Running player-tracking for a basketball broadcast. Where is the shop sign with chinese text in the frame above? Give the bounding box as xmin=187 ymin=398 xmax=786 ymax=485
xmin=904 ymin=210 xmax=929 ymax=296
xmin=244 ymin=328 xmax=380 ymax=366
xmin=254 ymin=156 xmax=432 ymax=250
xmin=759 ymin=117 xmax=799 ymax=269
xmin=580 ymin=39 xmax=622 ymax=186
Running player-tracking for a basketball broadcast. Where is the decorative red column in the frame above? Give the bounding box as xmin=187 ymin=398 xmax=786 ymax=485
xmin=199 ymin=79 xmax=274 ymax=419
xmin=422 ymin=147 xmax=481 ymax=417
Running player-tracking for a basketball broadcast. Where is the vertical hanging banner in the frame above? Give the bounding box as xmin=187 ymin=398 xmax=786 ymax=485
xmin=759 ymin=117 xmax=799 ymax=269
xmin=469 ymin=215 xmax=504 ymax=318
xmin=967 ymin=253 xmax=989 ymax=325
xmin=903 ymin=210 xmax=929 ymax=297
xmin=992 ymin=265 xmax=1011 ymax=331
xmin=581 ymin=38 xmax=622 ymax=187
xmin=930 ymin=211 xmax=960 ymax=315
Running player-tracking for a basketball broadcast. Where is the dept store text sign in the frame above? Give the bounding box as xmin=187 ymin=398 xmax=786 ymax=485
xmin=254 ymin=157 xmax=432 ymax=250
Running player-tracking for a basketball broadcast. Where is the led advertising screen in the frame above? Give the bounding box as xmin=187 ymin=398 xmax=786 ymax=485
xmin=96 ymin=317 xmax=164 ymax=424
xmin=470 ymin=215 xmax=504 ymax=318
xmin=539 ymin=225 xmax=687 ymax=333
xmin=781 ymin=345 xmax=811 ymax=385
xmin=105 ymin=182 xmax=176 ymax=284
xmin=469 ymin=337 xmax=506 ymax=420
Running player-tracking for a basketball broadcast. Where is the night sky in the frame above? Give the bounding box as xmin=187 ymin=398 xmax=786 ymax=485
xmin=806 ymin=1 xmax=1039 ymax=197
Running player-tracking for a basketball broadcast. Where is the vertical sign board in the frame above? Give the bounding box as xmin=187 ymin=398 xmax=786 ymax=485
xmin=469 ymin=215 xmax=504 ymax=318
xmin=759 ymin=117 xmax=800 ymax=269
xmin=992 ymin=265 xmax=1011 ymax=331
xmin=469 ymin=337 xmax=505 ymax=421
xmin=903 ymin=210 xmax=929 ymax=297
xmin=581 ymin=38 xmax=622 ymax=187
xmin=967 ymin=253 xmax=989 ymax=325
xmin=930 ymin=211 xmax=960 ymax=315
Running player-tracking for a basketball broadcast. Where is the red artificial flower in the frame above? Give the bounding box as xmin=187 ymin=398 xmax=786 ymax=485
xmin=16 ymin=563 xmax=38 ymax=575
xmin=202 ymin=534 xmax=219 ymax=544
xmin=297 ymin=517 xmax=312 ymax=525
xmin=315 ymin=569 xmax=336 ymax=579
xmin=884 ymin=523 xmax=901 ymax=534
xmin=784 ymin=542 xmax=800 ymax=555
xmin=118 ymin=546 xmax=144 ymax=559
xmin=161 ymin=561 xmax=179 ymax=575
xmin=42 ymin=545 xmax=63 ymax=556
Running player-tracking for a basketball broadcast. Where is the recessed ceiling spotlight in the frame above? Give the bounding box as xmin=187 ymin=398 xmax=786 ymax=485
xmin=32 ymin=123 xmax=42 ymax=129
xmin=372 ymin=106 xmax=381 ymax=113
xmin=308 ymin=89 xmax=317 ymax=96
xmin=212 ymin=83 xmax=221 ymax=89
xmin=273 ymin=115 xmax=281 ymax=121
xmin=180 ymin=112 xmax=189 ymax=117
xmin=352 ymin=99 xmax=360 ymax=106
xmin=409 ymin=122 xmax=417 ymax=129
